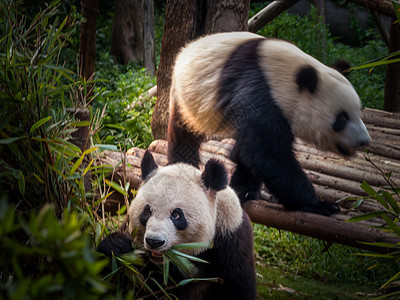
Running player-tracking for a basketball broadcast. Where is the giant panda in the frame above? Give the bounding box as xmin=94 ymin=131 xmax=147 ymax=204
xmin=168 ymin=31 xmax=371 ymax=216
xmin=97 ymin=151 xmax=256 ymax=300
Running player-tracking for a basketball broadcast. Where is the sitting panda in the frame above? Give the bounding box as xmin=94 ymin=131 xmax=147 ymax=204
xmin=98 ymin=151 xmax=256 ymax=300
xmin=168 ymin=31 xmax=371 ymax=216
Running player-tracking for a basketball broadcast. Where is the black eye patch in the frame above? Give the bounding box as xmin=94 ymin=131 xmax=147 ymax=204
xmin=332 ymin=111 xmax=349 ymax=132
xmin=139 ymin=204 xmax=152 ymax=226
xmin=171 ymin=208 xmax=187 ymax=230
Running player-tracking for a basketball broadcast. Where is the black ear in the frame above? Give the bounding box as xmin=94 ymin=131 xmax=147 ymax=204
xmin=141 ymin=150 xmax=158 ymax=180
xmin=201 ymin=159 xmax=228 ymax=192
xmin=332 ymin=59 xmax=351 ymax=77
xmin=296 ymin=65 xmax=318 ymax=94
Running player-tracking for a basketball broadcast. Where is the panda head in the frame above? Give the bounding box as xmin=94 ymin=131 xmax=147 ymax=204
xmin=257 ymin=39 xmax=371 ymax=156
xmin=292 ymin=63 xmax=371 ymax=155
xmin=127 ymin=151 xmax=228 ymax=256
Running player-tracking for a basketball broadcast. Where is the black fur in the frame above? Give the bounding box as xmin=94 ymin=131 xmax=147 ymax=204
xmin=332 ymin=111 xmax=349 ymax=132
xmin=296 ymin=65 xmax=318 ymax=93
xmin=197 ymin=212 xmax=256 ymax=300
xmin=171 ymin=208 xmax=187 ymax=230
xmin=139 ymin=204 xmax=152 ymax=226
xmin=332 ymin=59 xmax=351 ymax=77
xmin=201 ymin=159 xmax=228 ymax=191
xmin=217 ymin=39 xmax=338 ymax=215
xmin=168 ymin=100 xmax=204 ymax=167
xmin=141 ymin=150 xmax=158 ymax=180
xmin=97 ymin=232 xmax=133 ymax=257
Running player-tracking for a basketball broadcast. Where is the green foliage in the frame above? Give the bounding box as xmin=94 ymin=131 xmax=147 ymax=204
xmin=257 ymin=8 xmax=388 ymax=109
xmin=93 ymin=57 xmax=156 ymax=149
xmin=0 ymin=0 xmax=89 ymax=213
xmin=253 ymin=223 xmax=399 ymax=287
xmin=99 ymin=242 xmax=213 ymax=299
xmin=347 ymin=156 xmax=400 ymax=298
xmin=0 ymin=199 xmax=107 ymax=299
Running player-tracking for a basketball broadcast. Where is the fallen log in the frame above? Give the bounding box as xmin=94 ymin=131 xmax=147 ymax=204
xmin=243 ymin=200 xmax=399 ymax=254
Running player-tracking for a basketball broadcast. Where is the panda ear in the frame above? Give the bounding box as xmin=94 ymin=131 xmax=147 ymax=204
xmin=296 ymin=65 xmax=318 ymax=94
xmin=201 ymin=159 xmax=228 ymax=192
xmin=332 ymin=59 xmax=351 ymax=77
xmin=141 ymin=150 xmax=158 ymax=180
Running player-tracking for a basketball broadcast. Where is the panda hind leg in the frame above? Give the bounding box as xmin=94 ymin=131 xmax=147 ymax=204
xmin=167 ymin=105 xmax=204 ymax=167
xmin=230 ymin=144 xmax=262 ymax=203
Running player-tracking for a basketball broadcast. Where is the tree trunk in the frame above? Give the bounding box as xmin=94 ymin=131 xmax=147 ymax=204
xmin=79 ymin=0 xmax=98 ymax=94
xmin=110 ymin=0 xmax=156 ymax=75
xmin=383 ymin=18 xmax=400 ymax=112
xmin=152 ymin=0 xmax=250 ymax=140
xmin=111 ymin=0 xmax=142 ymax=64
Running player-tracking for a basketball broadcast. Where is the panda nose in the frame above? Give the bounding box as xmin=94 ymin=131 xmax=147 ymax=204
xmin=359 ymin=139 xmax=370 ymax=147
xmin=145 ymin=237 xmax=166 ymax=249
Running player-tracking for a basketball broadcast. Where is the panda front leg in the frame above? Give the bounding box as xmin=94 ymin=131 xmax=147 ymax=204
xmin=167 ymin=105 xmax=204 ymax=167
xmin=233 ymin=123 xmax=339 ymax=216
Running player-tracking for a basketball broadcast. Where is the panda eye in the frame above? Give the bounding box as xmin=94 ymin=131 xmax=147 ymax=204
xmin=139 ymin=204 xmax=152 ymax=226
xmin=171 ymin=212 xmax=180 ymax=220
xmin=332 ymin=111 xmax=349 ymax=132
xmin=171 ymin=208 xmax=187 ymax=230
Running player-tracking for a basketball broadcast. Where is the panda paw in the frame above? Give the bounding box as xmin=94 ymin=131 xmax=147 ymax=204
xmin=232 ymin=185 xmax=261 ymax=204
xmin=302 ymin=201 xmax=340 ymax=216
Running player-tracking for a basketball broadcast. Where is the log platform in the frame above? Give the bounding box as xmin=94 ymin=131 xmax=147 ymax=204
xmin=97 ymin=108 xmax=400 ymax=253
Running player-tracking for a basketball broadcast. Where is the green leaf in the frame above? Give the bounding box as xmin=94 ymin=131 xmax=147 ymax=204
xmin=170 ymin=249 xmax=210 ymax=264
xmin=17 ymin=171 xmax=25 ymax=196
xmin=393 ymin=1 xmax=400 ymax=22
xmin=347 ymin=210 xmax=388 ymax=223
xmin=383 ymin=191 xmax=400 ymax=215
xmin=30 ymin=116 xmax=52 ymax=135
xmin=163 ymin=255 xmax=170 ymax=286
xmin=105 ymin=179 xmax=126 ymax=196
xmin=172 ymin=242 xmax=212 ymax=250
xmin=179 ymin=277 xmax=222 ymax=287
xmin=0 ymin=136 xmax=26 ymax=144
xmin=360 ymin=181 xmax=376 ymax=197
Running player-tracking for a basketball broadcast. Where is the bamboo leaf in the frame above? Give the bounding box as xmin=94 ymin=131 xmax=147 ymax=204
xmin=17 ymin=171 xmax=25 ymax=196
xmin=347 ymin=210 xmax=388 ymax=223
xmin=360 ymin=181 xmax=376 ymax=197
xmin=179 ymin=277 xmax=222 ymax=287
xmin=105 ymin=179 xmax=126 ymax=196
xmin=30 ymin=116 xmax=52 ymax=135
xmin=170 ymin=249 xmax=210 ymax=264
xmin=0 ymin=136 xmax=26 ymax=144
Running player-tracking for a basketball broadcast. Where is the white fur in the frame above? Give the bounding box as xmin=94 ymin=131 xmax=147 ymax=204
xmin=127 ymin=163 xmax=243 ymax=256
xmin=170 ymin=32 xmax=371 ymax=155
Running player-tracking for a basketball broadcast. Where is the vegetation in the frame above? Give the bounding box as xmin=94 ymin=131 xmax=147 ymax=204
xmin=0 ymin=0 xmax=397 ymax=299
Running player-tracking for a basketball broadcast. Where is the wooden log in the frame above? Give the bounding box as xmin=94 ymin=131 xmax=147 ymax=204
xmin=362 ymin=108 xmax=400 ymax=129
xmin=243 ymin=200 xmax=400 ymax=254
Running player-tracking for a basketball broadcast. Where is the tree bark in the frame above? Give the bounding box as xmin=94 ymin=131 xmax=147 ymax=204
xmin=79 ymin=0 xmax=98 ymax=92
xmin=110 ymin=0 xmax=156 ymax=75
xmin=383 ymin=18 xmax=400 ymax=112
xmin=152 ymin=0 xmax=250 ymax=140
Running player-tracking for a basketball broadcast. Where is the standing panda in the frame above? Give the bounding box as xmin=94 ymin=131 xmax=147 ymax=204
xmin=98 ymin=151 xmax=256 ymax=300
xmin=168 ymin=32 xmax=371 ymax=216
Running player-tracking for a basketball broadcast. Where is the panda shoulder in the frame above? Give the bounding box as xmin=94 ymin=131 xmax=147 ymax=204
xmin=215 ymin=187 xmax=243 ymax=234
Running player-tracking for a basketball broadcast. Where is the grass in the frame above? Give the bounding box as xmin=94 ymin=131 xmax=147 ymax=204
xmin=253 ymin=224 xmax=399 ymax=298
